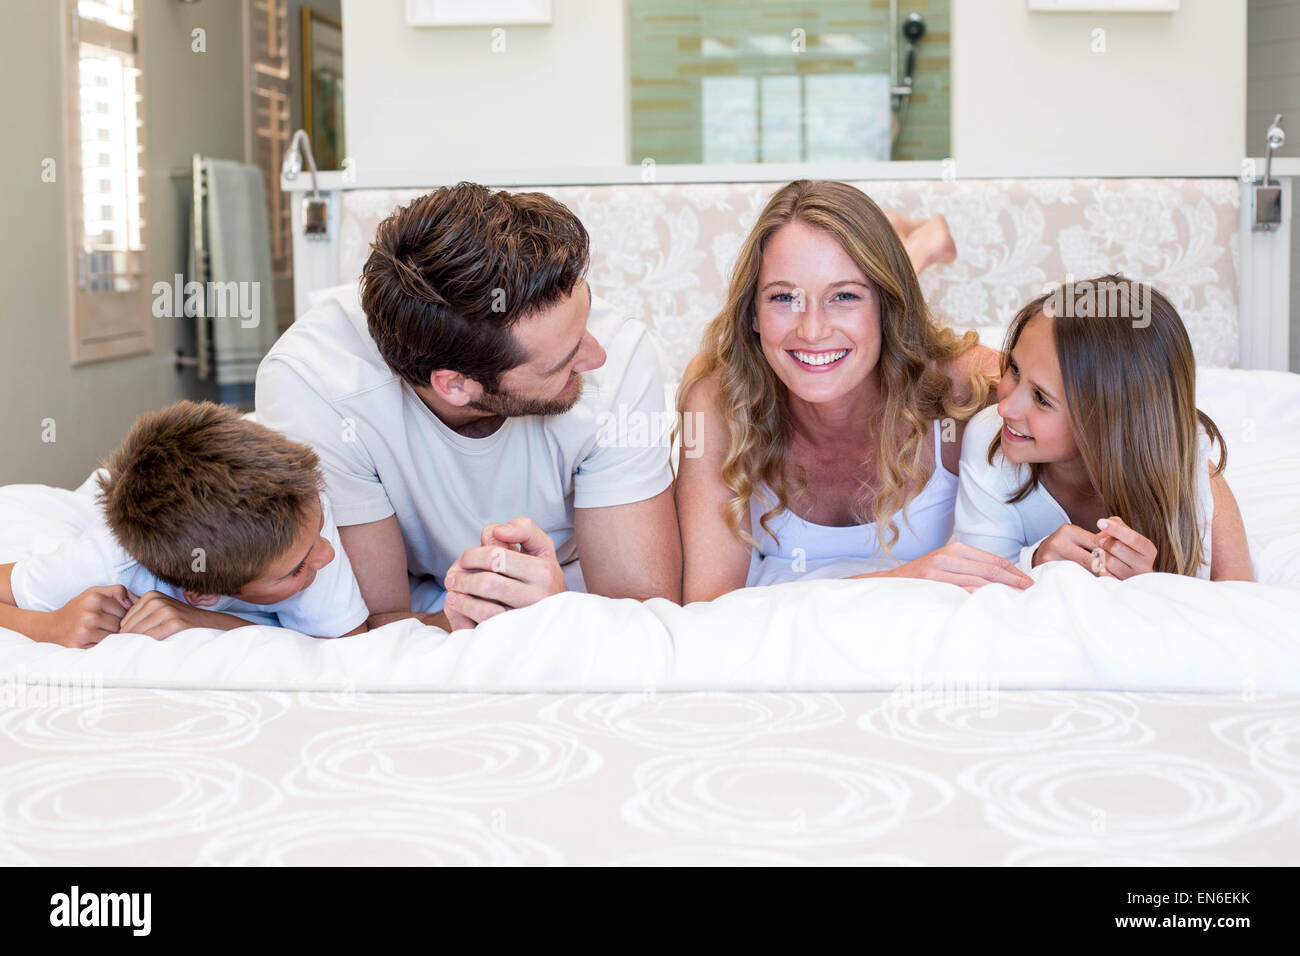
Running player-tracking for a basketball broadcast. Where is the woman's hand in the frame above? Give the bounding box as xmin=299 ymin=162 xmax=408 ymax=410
xmin=1034 ymin=523 xmax=1102 ymax=571
xmin=863 ymin=541 xmax=1034 ymax=593
xmin=1092 ymin=516 xmax=1157 ymax=579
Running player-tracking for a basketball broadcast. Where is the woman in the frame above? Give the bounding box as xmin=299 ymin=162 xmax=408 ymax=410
xmin=675 ymin=180 xmax=1034 ymax=602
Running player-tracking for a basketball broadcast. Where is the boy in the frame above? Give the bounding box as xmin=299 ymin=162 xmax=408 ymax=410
xmin=0 ymin=401 xmax=369 ymax=647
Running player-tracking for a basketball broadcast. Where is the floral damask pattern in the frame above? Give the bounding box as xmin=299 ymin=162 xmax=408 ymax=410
xmin=337 ymin=178 xmax=1242 ymax=380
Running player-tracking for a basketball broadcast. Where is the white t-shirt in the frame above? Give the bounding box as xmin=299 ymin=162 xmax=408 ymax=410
xmin=253 ymin=283 xmax=674 ymax=608
xmin=9 ymin=488 xmax=369 ymax=636
xmin=954 ymin=405 xmax=1214 ymax=578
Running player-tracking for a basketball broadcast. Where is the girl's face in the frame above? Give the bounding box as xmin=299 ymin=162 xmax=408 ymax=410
xmin=995 ymin=311 xmax=1079 ymax=465
xmin=753 ymin=220 xmax=882 ymax=407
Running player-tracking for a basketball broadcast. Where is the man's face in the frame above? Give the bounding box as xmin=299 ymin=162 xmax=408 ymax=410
xmin=470 ymin=279 xmax=607 ymax=417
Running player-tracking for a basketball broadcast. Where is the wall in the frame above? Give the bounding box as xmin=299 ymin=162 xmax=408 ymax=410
xmin=341 ymin=0 xmax=628 ymax=171
xmin=951 ymin=0 xmax=1246 ymax=172
xmin=0 ymin=0 xmax=247 ymax=487
xmin=1247 ymin=0 xmax=1300 ymax=371
xmin=342 ymin=0 xmax=1246 ymax=172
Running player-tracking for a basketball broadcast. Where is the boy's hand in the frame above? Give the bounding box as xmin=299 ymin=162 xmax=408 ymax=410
xmin=118 ymin=590 xmax=225 ymax=640
xmin=1093 ymin=517 xmax=1158 ymax=579
xmin=40 ymin=585 xmax=133 ymax=648
xmin=1035 ymin=524 xmax=1102 ymax=571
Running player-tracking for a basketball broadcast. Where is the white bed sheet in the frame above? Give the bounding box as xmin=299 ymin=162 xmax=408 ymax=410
xmin=0 ymin=368 xmax=1296 ymax=693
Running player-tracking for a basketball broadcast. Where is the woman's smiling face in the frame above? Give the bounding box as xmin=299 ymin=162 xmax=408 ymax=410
xmin=753 ymin=220 xmax=883 ymax=407
xmin=995 ymin=311 xmax=1079 ymax=464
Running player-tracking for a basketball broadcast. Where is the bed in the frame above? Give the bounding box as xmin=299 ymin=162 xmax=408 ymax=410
xmin=2 ymin=170 xmax=1297 ymax=865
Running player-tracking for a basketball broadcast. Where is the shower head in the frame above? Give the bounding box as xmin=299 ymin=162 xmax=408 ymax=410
xmin=902 ymin=12 xmax=926 ymax=43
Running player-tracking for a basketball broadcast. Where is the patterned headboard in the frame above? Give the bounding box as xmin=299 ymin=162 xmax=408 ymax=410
xmin=337 ymin=179 xmax=1242 ymax=379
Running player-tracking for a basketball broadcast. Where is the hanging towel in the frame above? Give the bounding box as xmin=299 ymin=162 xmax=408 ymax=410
xmin=198 ymin=159 xmax=280 ymax=407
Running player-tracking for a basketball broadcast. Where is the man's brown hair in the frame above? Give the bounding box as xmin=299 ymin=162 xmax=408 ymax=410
xmin=359 ymin=182 xmax=590 ymax=393
xmin=97 ymin=401 xmax=324 ymax=595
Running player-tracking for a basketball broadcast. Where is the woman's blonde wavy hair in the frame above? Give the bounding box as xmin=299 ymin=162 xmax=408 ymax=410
xmin=676 ymin=179 xmax=991 ymax=554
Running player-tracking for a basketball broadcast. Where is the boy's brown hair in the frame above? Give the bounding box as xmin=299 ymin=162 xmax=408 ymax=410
xmin=360 ymin=182 xmax=590 ymax=394
xmin=96 ymin=401 xmax=324 ymax=595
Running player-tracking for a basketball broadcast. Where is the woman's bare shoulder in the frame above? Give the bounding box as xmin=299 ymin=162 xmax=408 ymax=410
xmin=678 ymin=356 xmax=724 ymax=411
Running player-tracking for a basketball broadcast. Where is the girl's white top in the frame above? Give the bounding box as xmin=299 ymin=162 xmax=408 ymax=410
xmin=954 ymin=405 xmax=1215 ymax=579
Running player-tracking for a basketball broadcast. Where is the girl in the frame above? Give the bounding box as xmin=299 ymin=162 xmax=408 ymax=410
xmin=954 ymin=275 xmax=1253 ymax=580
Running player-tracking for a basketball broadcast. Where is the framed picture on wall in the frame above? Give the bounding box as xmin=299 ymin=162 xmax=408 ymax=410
xmin=302 ymin=7 xmax=345 ymax=170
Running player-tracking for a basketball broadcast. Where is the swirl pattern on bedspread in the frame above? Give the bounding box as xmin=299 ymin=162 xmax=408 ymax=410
xmin=1 ymin=688 xmax=1296 ymax=866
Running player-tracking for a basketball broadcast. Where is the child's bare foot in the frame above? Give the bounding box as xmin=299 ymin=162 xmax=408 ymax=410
xmin=884 ymin=211 xmax=958 ymax=274
xmin=907 ymin=214 xmax=958 ymax=273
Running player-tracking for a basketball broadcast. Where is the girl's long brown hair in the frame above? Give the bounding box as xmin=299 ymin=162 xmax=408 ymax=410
xmin=989 ymin=274 xmax=1225 ymax=575
xmin=677 ymin=179 xmax=990 ymax=553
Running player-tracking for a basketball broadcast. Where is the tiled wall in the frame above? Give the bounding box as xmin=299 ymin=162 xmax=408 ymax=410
xmin=628 ymin=0 xmax=950 ymax=164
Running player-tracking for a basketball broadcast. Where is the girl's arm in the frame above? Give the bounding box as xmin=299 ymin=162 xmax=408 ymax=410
xmin=1209 ymin=473 xmax=1254 ymax=582
xmin=952 ymin=410 xmax=1037 ymax=568
xmin=0 ymin=562 xmax=16 ymax=606
xmin=675 ymin=372 xmax=754 ymax=603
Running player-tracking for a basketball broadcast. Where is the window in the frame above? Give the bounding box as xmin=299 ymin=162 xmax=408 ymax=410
xmin=63 ymin=0 xmax=152 ymax=363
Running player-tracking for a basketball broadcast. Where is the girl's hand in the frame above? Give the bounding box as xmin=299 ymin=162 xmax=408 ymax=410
xmin=1093 ymin=517 xmax=1157 ymax=579
xmin=872 ymin=541 xmax=1034 ymax=593
xmin=1034 ymin=524 xmax=1102 ymax=571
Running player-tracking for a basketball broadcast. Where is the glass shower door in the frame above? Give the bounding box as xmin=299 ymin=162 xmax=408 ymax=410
xmin=627 ymin=0 xmax=950 ymax=166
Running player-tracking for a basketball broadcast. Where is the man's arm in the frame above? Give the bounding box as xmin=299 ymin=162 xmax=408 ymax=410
xmin=338 ymin=516 xmax=450 ymax=630
xmin=574 ymin=486 xmax=682 ymax=603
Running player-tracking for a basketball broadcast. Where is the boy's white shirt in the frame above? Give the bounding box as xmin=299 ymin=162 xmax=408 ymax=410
xmin=9 ymin=489 xmax=369 ymax=636
xmin=253 ymin=283 xmax=674 ymax=603
xmin=954 ymin=405 xmax=1214 ymax=578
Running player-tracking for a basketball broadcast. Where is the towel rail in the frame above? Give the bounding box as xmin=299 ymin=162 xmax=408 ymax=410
xmin=173 ymin=153 xmax=212 ymax=379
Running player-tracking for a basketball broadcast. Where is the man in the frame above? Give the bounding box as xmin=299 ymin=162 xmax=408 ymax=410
xmin=255 ymin=183 xmax=682 ymax=631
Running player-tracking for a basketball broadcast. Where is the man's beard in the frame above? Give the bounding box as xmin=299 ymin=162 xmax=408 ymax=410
xmin=468 ymin=374 xmax=584 ymax=418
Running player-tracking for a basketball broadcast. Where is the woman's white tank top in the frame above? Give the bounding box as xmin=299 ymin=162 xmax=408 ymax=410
xmin=745 ymin=419 xmax=958 ymax=585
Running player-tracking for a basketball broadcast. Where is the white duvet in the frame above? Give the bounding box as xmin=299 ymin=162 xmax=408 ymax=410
xmin=1 ymin=368 xmax=1298 ymax=692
